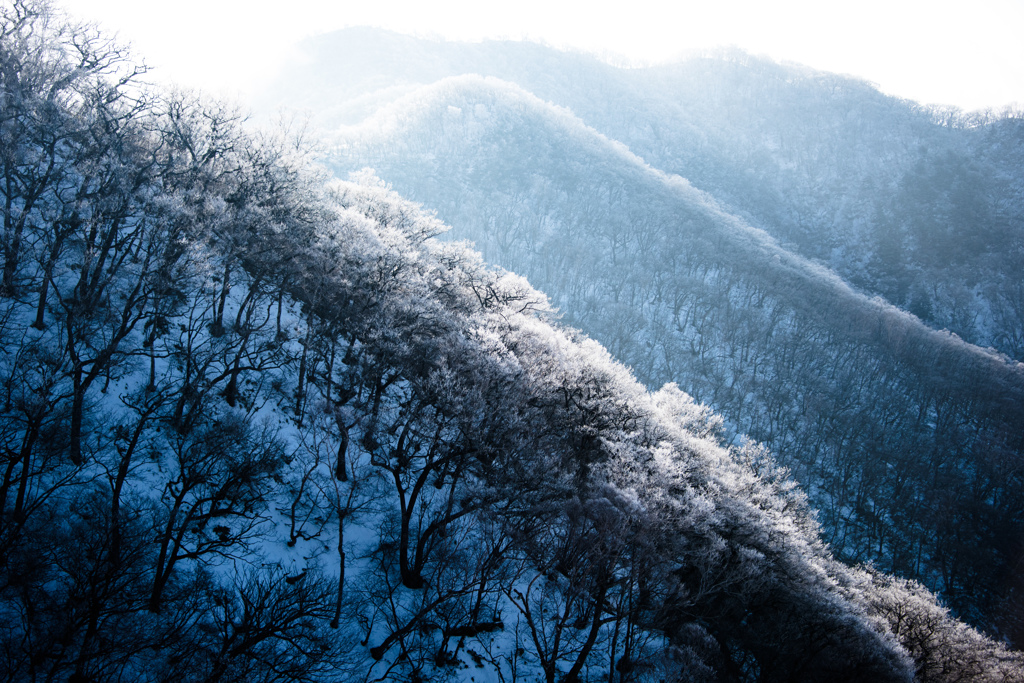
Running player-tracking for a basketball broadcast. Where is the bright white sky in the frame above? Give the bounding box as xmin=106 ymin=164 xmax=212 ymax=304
xmin=65 ymin=0 xmax=1024 ymax=112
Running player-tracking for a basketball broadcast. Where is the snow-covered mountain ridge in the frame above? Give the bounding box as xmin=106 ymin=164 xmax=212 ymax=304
xmin=323 ymin=73 xmax=1024 ymax=643
xmin=263 ymin=27 xmax=1024 ymax=360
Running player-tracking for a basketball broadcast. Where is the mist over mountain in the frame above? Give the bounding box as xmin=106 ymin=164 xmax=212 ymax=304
xmin=4 ymin=3 xmax=1024 ymax=681
xmin=259 ymin=32 xmax=1024 ymax=643
xmin=264 ymin=28 xmax=1024 ymax=360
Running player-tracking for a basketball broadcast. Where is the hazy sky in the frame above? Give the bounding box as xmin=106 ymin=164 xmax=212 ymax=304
xmin=67 ymin=0 xmax=1024 ymax=112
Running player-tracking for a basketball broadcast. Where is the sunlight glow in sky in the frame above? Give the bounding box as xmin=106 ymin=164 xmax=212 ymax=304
xmin=67 ymin=0 xmax=1024 ymax=112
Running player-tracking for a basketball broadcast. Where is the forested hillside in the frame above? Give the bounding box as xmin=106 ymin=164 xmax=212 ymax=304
xmin=263 ymin=28 xmax=1024 ymax=361
xmin=2 ymin=3 xmax=1023 ymax=682
xmin=320 ymin=77 xmax=1024 ymax=642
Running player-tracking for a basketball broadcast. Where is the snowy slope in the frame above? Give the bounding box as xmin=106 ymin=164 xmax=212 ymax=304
xmin=325 ymin=75 xmax=1024 ymax=642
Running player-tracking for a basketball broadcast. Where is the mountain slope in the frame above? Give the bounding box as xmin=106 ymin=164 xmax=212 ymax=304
xmin=5 ymin=5 xmax=1024 ymax=681
xmin=262 ymin=28 xmax=1024 ymax=360
xmin=327 ymin=75 xmax=1024 ymax=641
xmin=11 ymin=3 xmax=1024 ymax=680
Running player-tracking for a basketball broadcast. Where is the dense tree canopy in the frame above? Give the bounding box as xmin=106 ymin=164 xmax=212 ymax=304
xmin=329 ymin=76 xmax=1024 ymax=645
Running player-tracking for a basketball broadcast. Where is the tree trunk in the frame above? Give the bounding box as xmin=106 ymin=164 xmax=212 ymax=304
xmin=69 ymin=377 xmax=85 ymax=466
xmin=330 ymin=517 xmax=346 ymax=629
xmin=11 ymin=420 xmax=40 ymax=523
xmin=563 ymin=586 xmax=609 ymax=683
xmin=335 ymin=419 xmax=349 ymax=482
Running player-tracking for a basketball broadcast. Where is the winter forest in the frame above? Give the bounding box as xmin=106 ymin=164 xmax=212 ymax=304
xmin=2 ymin=1 xmax=1024 ymax=682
